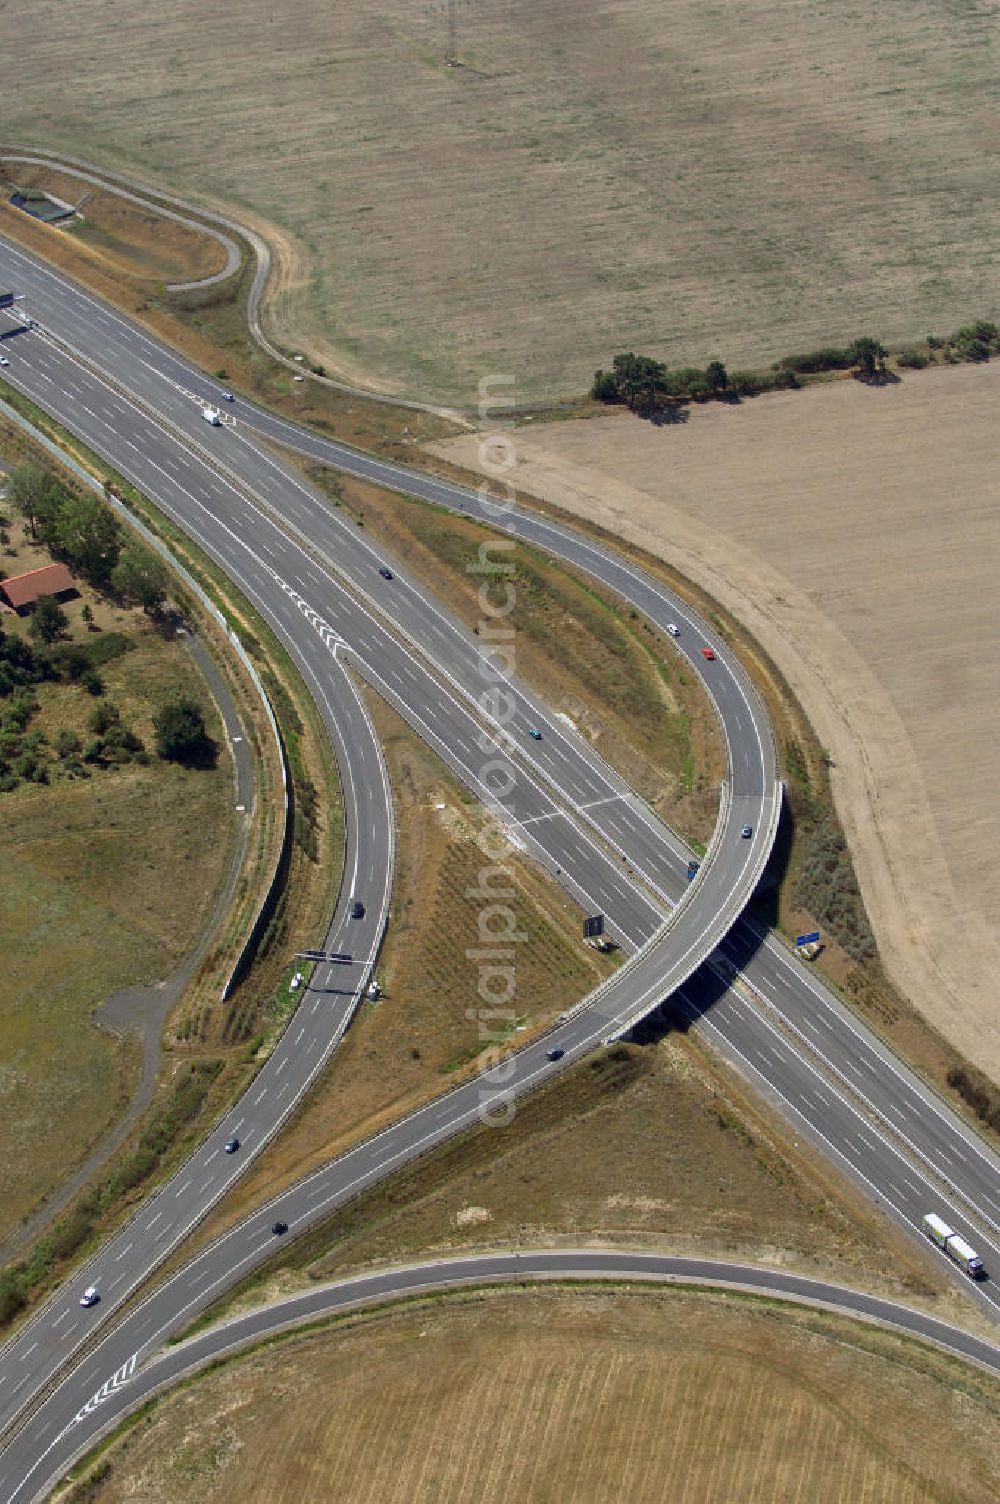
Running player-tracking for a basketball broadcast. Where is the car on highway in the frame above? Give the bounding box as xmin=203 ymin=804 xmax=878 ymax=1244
xmin=271 ymin=1220 xmax=288 ymax=1236
xmin=701 ymin=647 xmax=716 ymax=661
xmin=351 ymin=899 xmax=365 ymax=919
xmin=546 ymin=1047 xmax=564 ymax=1061
xmin=0 ymin=354 xmax=9 ymax=367
xmin=741 ymin=824 xmax=753 ymax=839
xmin=225 ymin=1137 xmax=240 ymax=1154
xmin=529 ymin=728 xmax=542 ymax=740
xmin=221 ymin=391 xmax=235 ymax=402
xmin=666 ymin=623 xmax=680 ymax=637
xmin=378 ymin=566 xmax=393 ymax=580
xmin=79 ymin=1286 xmax=99 ymax=1308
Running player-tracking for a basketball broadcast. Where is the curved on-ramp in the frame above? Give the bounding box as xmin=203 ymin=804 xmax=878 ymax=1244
xmin=19 ymin=1251 xmax=999 ymax=1504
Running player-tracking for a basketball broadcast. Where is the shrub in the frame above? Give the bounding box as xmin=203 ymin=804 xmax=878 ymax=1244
xmin=87 ymin=701 xmax=120 ymax=736
xmin=776 ymin=347 xmax=851 ymax=374
xmin=154 ymin=694 xmax=214 ymax=765
xmin=896 ymin=349 xmax=929 ymax=369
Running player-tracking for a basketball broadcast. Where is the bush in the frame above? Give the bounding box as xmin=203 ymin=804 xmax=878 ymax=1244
xmin=154 ymin=694 xmax=214 ymax=765
xmin=87 ymin=701 xmax=120 ymax=736
xmin=729 ymin=368 xmax=799 ymax=395
xmin=55 ymin=728 xmax=80 ymax=759
xmin=896 ymin=349 xmax=929 ymax=369
xmin=0 ymin=1271 xmax=26 ymax=1324
xmin=776 ymin=347 xmax=851 ymax=374
xmin=81 ymin=669 xmax=104 ymax=696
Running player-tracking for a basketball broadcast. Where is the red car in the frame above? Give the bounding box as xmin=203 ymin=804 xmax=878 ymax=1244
xmin=701 ymin=647 xmax=716 ymax=661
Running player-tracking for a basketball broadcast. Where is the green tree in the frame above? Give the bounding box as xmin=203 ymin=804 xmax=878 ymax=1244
xmin=54 ymin=494 xmax=120 ymax=586
xmin=847 ymin=336 xmax=887 ymax=382
xmin=29 ymin=595 xmax=68 ymax=647
xmin=705 ymin=359 xmax=729 ymax=392
xmin=610 ymin=352 xmax=667 ymax=410
xmin=6 ymin=464 xmax=59 ymax=540
xmin=154 ymin=694 xmax=213 ymax=765
xmin=111 ymin=544 xmax=168 ymax=614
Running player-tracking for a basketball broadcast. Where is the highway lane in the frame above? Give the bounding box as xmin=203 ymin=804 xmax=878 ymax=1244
xmin=0 ymin=239 xmax=999 ymax=1469
xmin=0 ymin=319 xmax=777 ymax=1448
xmin=10 ymin=1250 xmax=1000 ymax=1502
xmin=1 ymin=254 xmax=997 ymax=1243
xmin=3 ymin=1034 xmax=999 ymax=1504
xmin=2 ymin=252 xmax=995 ymax=1237
xmin=0 ymin=282 xmax=767 ymax=919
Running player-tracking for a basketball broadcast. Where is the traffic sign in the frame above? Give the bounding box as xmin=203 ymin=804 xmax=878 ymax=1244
xmin=796 ymin=931 xmax=820 ymax=948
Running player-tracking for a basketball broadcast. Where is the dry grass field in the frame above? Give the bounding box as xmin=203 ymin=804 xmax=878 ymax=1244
xmin=0 ymin=629 xmax=237 ymax=1243
xmin=7 ymin=0 xmax=999 ymax=402
xmin=432 ymin=361 xmax=1000 ymax=1083
xmin=79 ymin=1291 xmax=1000 ymax=1504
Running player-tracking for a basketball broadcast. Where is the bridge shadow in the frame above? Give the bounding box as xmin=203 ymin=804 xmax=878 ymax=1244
xmin=624 ymin=797 xmax=796 ymax=1046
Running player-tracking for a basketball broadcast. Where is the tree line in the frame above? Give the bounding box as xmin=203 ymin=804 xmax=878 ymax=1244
xmin=5 ymin=462 xmax=168 ymax=612
xmin=591 ymin=316 xmax=1000 ymax=416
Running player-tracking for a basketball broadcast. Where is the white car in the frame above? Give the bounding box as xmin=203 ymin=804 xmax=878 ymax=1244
xmin=80 ymin=1285 xmax=99 ymax=1308
xmin=0 ymin=354 xmax=9 ymax=367
xmin=666 ymin=623 xmax=680 ymax=637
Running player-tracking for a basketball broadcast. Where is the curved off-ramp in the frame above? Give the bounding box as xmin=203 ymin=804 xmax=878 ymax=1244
xmin=10 ymin=1250 xmax=998 ymax=1504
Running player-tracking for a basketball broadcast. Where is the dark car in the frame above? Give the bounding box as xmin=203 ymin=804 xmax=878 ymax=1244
xmin=378 ymin=566 xmax=394 ymax=580
xmin=529 ymin=728 xmax=542 ymax=741
xmin=546 ymin=1047 xmax=564 ymax=1062
xmin=272 ymin=1220 xmax=288 ymax=1236
xmin=351 ymin=900 xmax=365 ymax=919
xmin=741 ymin=824 xmax=753 ymax=839
xmin=225 ymin=1136 xmax=240 ymax=1154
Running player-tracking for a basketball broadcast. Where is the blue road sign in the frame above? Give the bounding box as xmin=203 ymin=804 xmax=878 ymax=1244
xmin=796 ymin=931 xmax=820 ymax=948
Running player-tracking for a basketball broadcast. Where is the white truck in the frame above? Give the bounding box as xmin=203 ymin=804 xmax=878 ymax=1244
xmin=922 ymin=1212 xmax=986 ymax=1280
xmin=201 ymin=405 xmax=221 ymax=426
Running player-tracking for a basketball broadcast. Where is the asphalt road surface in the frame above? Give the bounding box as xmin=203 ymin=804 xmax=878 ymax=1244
xmin=15 ymin=1251 xmax=1000 ymax=1502
xmin=0 ymin=238 xmax=999 ymax=1497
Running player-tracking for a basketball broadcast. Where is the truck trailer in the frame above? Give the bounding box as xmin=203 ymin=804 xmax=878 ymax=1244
xmin=201 ymin=405 xmax=221 ymax=426
xmin=922 ymin=1212 xmax=986 ymax=1279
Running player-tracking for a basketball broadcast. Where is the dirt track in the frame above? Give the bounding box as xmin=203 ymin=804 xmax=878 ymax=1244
xmin=431 ymin=363 xmax=1000 ymax=1080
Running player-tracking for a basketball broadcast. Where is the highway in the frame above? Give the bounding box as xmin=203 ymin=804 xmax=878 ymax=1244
xmin=12 ymin=1251 xmax=1000 ymax=1502
xmin=2 ymin=235 xmax=996 ymax=1239
xmin=0 ymin=235 xmax=999 ymax=1494
xmin=0 ymin=255 xmax=785 ymax=1460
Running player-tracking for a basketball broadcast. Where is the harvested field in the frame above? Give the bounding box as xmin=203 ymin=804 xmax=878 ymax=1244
xmin=431 ymin=362 xmax=1000 ymax=1083
xmin=81 ymin=1290 xmax=1000 ymax=1504
xmin=5 ymin=1 xmax=1000 ymax=402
